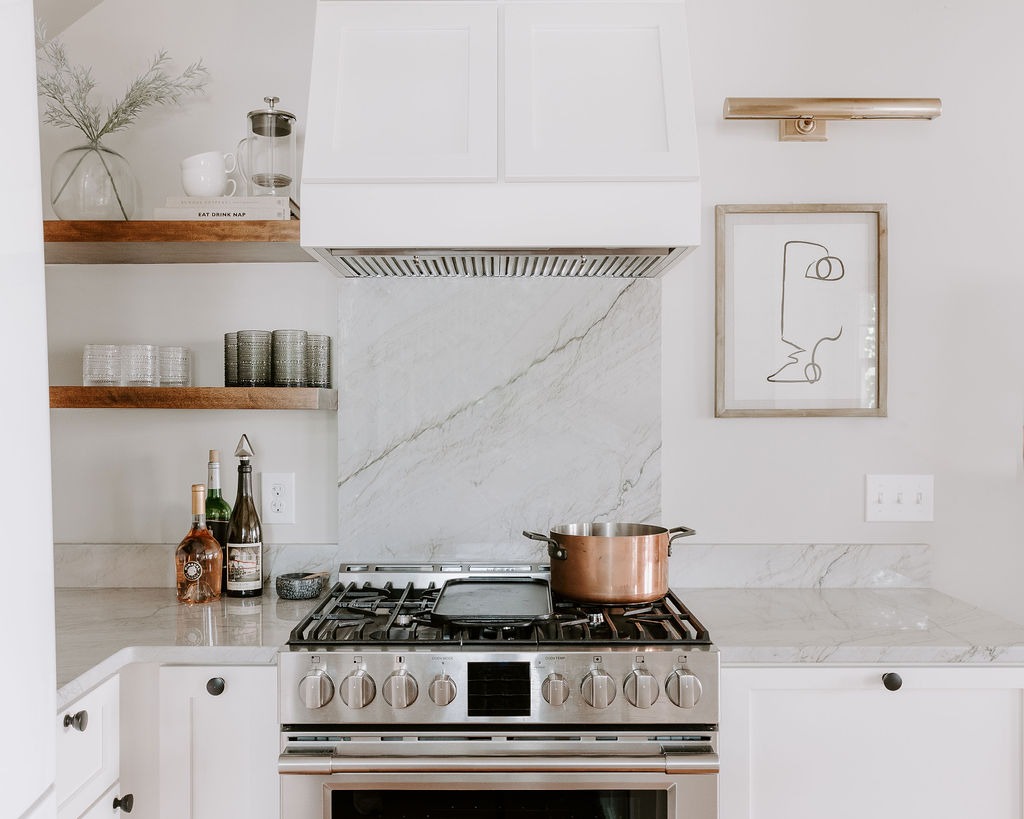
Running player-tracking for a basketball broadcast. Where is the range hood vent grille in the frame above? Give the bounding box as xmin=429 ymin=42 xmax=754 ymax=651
xmin=315 ymin=248 xmax=687 ymax=279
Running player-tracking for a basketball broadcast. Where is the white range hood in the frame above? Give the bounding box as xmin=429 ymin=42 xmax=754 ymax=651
xmin=300 ymin=0 xmax=700 ymax=278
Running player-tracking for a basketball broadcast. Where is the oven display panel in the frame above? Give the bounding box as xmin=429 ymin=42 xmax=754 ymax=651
xmin=467 ymin=662 xmax=531 ymax=716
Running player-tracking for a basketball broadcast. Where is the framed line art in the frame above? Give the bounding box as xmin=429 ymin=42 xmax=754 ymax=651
xmin=715 ymin=203 xmax=887 ymax=417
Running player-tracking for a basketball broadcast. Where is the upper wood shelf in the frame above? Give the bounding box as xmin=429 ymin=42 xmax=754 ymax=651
xmin=50 ymin=386 xmax=337 ymax=411
xmin=43 ymin=220 xmax=314 ymax=264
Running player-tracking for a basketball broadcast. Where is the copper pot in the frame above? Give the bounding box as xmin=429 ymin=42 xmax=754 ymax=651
xmin=522 ymin=523 xmax=696 ymax=604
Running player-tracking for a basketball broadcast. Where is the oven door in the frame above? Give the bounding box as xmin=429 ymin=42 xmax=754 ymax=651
xmin=280 ymin=736 xmax=718 ymax=819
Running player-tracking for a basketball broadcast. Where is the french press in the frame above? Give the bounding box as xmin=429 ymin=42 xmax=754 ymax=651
xmin=238 ymin=96 xmax=296 ymax=197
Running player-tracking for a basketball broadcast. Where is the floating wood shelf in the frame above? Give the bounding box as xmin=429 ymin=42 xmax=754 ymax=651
xmin=50 ymin=386 xmax=338 ymax=411
xmin=43 ymin=220 xmax=314 ymax=264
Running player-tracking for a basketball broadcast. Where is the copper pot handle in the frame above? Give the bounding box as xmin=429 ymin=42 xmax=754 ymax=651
xmin=523 ymin=530 xmax=567 ymax=561
xmin=666 ymin=526 xmax=696 ymax=557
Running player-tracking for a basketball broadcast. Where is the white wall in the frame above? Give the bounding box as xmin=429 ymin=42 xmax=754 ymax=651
xmin=663 ymin=0 xmax=1024 ymax=622
xmin=42 ymin=0 xmax=1024 ymax=624
xmin=3 ymin=0 xmax=56 ymax=813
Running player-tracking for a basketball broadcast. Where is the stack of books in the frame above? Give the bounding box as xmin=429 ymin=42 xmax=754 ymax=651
xmin=153 ymin=196 xmax=300 ymax=221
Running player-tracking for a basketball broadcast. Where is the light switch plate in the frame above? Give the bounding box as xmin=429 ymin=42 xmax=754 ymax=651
xmin=260 ymin=472 xmax=295 ymax=524
xmin=865 ymin=474 xmax=934 ymax=522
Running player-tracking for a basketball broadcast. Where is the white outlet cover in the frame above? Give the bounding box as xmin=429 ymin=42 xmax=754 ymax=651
xmin=260 ymin=472 xmax=296 ymax=524
xmin=865 ymin=474 xmax=934 ymax=522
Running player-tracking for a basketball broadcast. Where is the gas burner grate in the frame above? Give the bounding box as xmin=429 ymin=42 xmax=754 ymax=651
xmin=288 ymin=582 xmax=710 ymax=649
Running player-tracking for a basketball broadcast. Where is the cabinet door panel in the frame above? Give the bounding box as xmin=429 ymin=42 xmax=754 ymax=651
xmin=305 ymin=2 xmax=498 ymax=181
xmin=504 ymin=3 xmax=698 ymax=180
xmin=56 ymin=675 xmax=119 ymax=818
xmin=158 ymin=665 xmax=278 ymax=819
xmin=721 ymin=666 xmax=1024 ymax=819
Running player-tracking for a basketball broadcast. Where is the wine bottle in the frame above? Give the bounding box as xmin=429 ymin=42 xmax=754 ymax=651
xmin=225 ymin=434 xmax=263 ymax=598
xmin=175 ymin=483 xmax=223 ymax=605
xmin=205 ymin=449 xmax=232 ymax=590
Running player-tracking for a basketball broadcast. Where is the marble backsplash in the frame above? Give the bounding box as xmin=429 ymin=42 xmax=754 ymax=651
xmin=53 ymin=276 xmax=934 ymax=593
xmin=336 ymin=277 xmax=663 ymax=559
xmin=54 ymin=542 xmax=930 ymax=589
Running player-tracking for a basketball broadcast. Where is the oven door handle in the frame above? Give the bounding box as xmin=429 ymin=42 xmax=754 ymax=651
xmin=279 ymin=752 xmax=719 ymax=776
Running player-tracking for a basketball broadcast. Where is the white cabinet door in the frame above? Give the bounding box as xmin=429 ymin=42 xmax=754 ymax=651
xmin=57 ymin=676 xmax=120 ymax=819
xmin=158 ymin=666 xmax=278 ymax=819
xmin=721 ymin=666 xmax=1024 ymax=819
xmin=304 ymin=1 xmax=499 ymax=181
xmin=504 ymin=2 xmax=698 ymax=180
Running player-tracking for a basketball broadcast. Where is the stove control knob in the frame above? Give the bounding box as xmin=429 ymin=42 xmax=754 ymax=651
xmin=298 ymin=669 xmax=335 ymax=709
xmin=542 ymin=673 xmax=570 ymax=706
xmin=428 ymin=674 xmax=457 ymax=706
xmin=624 ymin=668 xmax=660 ymax=709
xmin=382 ymin=670 xmax=419 ymax=709
xmin=581 ymin=669 xmax=617 ymax=709
xmin=340 ymin=670 xmax=376 ymax=709
xmin=666 ymin=669 xmax=703 ymax=709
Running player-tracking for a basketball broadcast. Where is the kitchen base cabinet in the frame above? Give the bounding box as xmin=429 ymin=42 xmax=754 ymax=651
xmin=720 ymin=665 xmax=1024 ymax=819
xmin=57 ymin=676 xmax=119 ymax=819
xmin=158 ymin=665 xmax=278 ymax=819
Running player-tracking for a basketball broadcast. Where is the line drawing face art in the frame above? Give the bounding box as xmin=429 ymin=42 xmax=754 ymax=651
xmin=767 ymin=240 xmax=846 ymax=385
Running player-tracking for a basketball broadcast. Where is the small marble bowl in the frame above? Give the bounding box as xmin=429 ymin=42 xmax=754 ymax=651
xmin=276 ymin=572 xmax=326 ymax=600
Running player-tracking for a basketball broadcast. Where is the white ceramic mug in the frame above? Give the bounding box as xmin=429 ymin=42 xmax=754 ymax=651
xmin=181 ymin=151 xmax=237 ymax=197
xmin=181 ymin=151 xmax=237 ymax=173
xmin=181 ymin=167 xmax=236 ymax=197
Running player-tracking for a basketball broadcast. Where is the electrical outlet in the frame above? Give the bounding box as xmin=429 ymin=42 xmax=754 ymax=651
xmin=865 ymin=474 xmax=934 ymax=522
xmin=260 ymin=472 xmax=295 ymax=524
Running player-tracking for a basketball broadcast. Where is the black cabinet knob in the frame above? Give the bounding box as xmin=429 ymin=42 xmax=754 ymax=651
xmin=112 ymin=793 xmax=134 ymax=813
xmin=882 ymin=672 xmax=903 ymax=691
xmin=206 ymin=677 xmax=226 ymax=696
xmin=62 ymin=709 xmax=88 ymax=731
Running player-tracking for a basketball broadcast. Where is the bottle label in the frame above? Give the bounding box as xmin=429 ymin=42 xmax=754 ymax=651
xmin=183 ymin=560 xmax=203 ymax=582
xmin=226 ymin=541 xmax=263 ymax=591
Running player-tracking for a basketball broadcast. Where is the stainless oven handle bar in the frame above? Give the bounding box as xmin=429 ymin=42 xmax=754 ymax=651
xmin=279 ymin=753 xmax=719 ymax=776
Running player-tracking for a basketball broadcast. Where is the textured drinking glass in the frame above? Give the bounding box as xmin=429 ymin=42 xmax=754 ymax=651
xmin=236 ymin=330 xmax=271 ymax=386
xmin=159 ymin=346 xmax=192 ymax=386
xmin=224 ymin=332 xmax=238 ymax=387
xmin=272 ymin=329 xmax=307 ymax=387
xmin=82 ymin=344 xmax=121 ymax=386
xmin=306 ymin=334 xmax=332 ymax=388
xmin=121 ymin=344 xmax=158 ymax=386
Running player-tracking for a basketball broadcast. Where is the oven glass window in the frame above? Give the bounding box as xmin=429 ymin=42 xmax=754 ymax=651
xmin=330 ymin=789 xmax=666 ymax=818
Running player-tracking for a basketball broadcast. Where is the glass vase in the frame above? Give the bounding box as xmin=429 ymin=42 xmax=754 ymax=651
xmin=50 ymin=143 xmax=138 ymax=220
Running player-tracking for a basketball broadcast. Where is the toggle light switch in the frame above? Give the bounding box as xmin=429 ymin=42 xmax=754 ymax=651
xmin=865 ymin=475 xmax=934 ymax=522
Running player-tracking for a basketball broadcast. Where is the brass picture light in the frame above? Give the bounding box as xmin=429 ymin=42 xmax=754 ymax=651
xmin=723 ymin=97 xmax=942 ymax=141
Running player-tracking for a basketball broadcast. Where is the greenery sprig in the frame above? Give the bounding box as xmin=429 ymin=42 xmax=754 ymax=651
xmin=35 ymin=20 xmax=210 ymax=146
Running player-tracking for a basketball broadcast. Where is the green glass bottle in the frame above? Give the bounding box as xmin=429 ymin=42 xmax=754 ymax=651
xmin=205 ymin=449 xmax=232 ymax=591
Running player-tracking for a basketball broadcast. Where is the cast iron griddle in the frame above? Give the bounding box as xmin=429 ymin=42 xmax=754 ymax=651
xmin=430 ymin=577 xmax=553 ymax=624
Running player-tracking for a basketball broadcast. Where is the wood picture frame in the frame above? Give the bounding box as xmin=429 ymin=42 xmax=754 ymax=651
xmin=715 ymin=203 xmax=887 ymax=417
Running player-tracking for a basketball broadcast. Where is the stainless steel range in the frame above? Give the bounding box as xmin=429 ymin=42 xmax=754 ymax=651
xmin=279 ymin=563 xmax=719 ymax=818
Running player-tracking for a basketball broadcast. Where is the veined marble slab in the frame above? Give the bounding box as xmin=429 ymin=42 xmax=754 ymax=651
xmin=54 ymin=586 xmax=312 ymax=708
xmin=336 ymin=277 xmax=662 ymax=558
xmin=55 ymin=542 xmax=930 ymax=589
xmin=685 ymin=587 xmax=1024 ymax=665
xmin=669 ymin=543 xmax=930 ymax=589
xmin=54 ymin=542 xmax=344 ymax=588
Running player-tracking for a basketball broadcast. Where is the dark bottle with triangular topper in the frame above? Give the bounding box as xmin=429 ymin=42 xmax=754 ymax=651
xmin=224 ymin=434 xmax=263 ymax=597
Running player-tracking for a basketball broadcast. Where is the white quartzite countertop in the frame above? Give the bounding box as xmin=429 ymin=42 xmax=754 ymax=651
xmin=56 ymin=580 xmax=1024 ymax=710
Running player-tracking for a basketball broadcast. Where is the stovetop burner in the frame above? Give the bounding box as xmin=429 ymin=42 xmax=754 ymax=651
xmin=288 ymin=576 xmax=711 ymax=649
